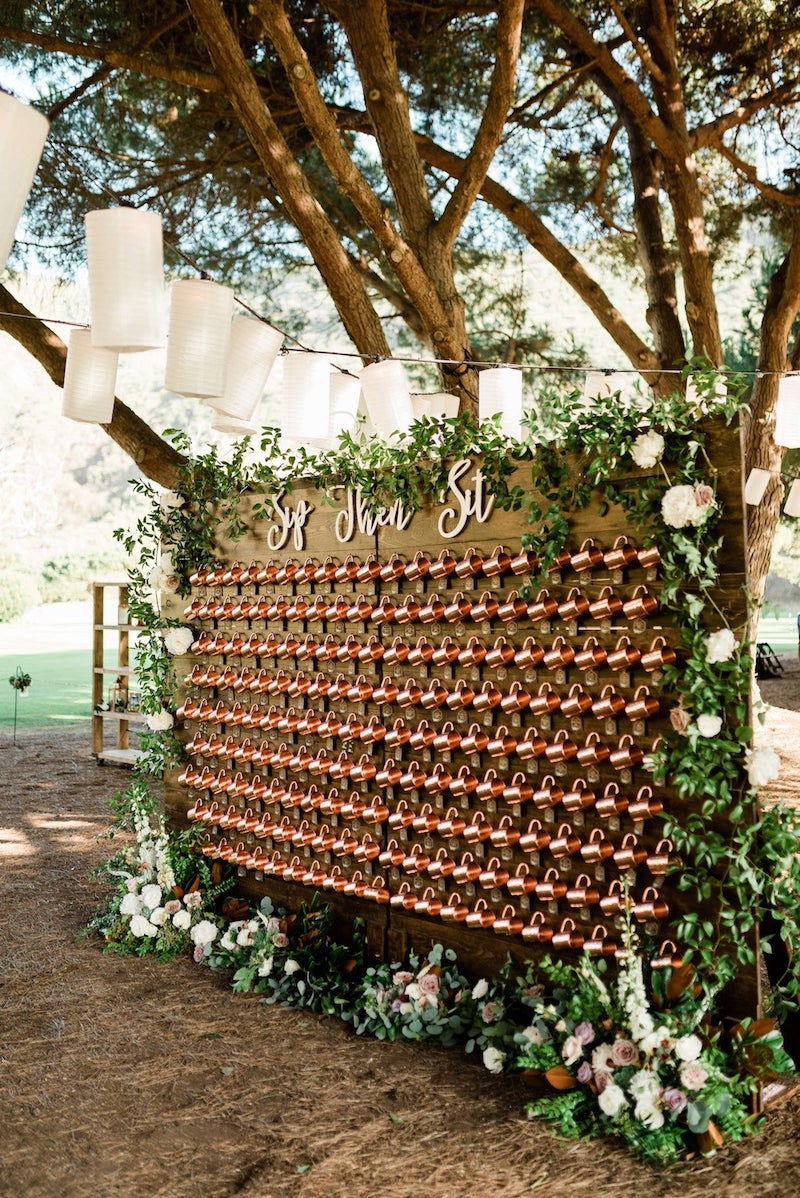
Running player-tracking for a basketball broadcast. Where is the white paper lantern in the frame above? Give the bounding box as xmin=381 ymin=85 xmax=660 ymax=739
xmin=211 ymin=412 xmax=258 ymax=437
xmin=784 ymin=479 xmax=800 ymax=518
xmin=359 ymin=359 xmax=415 ymax=438
xmin=411 ymin=394 xmax=431 ymax=421
xmin=426 ymin=392 xmax=460 ymax=420
xmin=479 ymin=367 xmax=523 ymax=440
xmin=685 ymin=372 xmax=727 ymax=411
xmin=0 ymin=93 xmax=49 ymax=274
xmin=165 ymin=278 xmax=234 ymax=398
xmin=744 ymin=468 xmax=771 ymax=506
xmin=775 ymin=376 xmax=800 ymax=449
xmin=281 ymin=351 xmax=331 ymax=444
xmin=61 ymin=328 xmax=119 ymax=423
xmin=582 ymin=371 xmax=633 ymax=404
xmin=212 ymin=316 xmax=282 ymax=420
xmin=329 ymin=371 xmax=361 ymax=441
xmin=85 ymin=209 xmax=165 ymax=351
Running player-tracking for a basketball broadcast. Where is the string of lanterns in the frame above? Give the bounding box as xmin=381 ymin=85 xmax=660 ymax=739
xmin=3 ymin=90 xmax=800 ymax=511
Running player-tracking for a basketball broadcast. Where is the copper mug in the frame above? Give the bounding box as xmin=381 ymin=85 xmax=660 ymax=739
xmin=399 ymin=760 xmax=427 ymax=790
xmin=356 ymin=555 xmax=382 ymax=583
xmin=383 ymin=637 xmax=410 ymax=666
xmin=640 ymin=636 xmax=677 ymax=671
xmin=533 ymin=868 xmax=567 ymax=902
xmin=433 ymin=721 xmax=461 ymax=753
xmin=460 ymin=723 xmax=489 ymax=754
xmin=500 ymin=682 xmax=531 ymax=715
xmin=603 ymin=536 xmax=639 ymax=571
xmin=404 ymin=551 xmax=431 ymax=581
xmin=580 ymin=826 xmax=614 ymax=863
xmin=606 ymin=636 xmax=641 ymax=671
xmin=388 ymin=800 xmax=416 ymax=829
xmin=549 ymin=822 xmax=581 ymax=858
xmin=518 ymin=817 xmax=552 ymax=852
xmin=527 ymin=589 xmax=559 ymax=623
xmin=566 ymin=873 xmax=600 ymax=908
xmin=389 ymin=881 xmax=418 ymax=910
xmin=529 ymin=682 xmax=561 ymax=716
xmin=418 ymin=595 xmax=446 ymax=623
xmin=471 ymin=591 xmax=499 ymax=622
xmin=514 ymin=636 xmax=545 ymax=668
xmin=570 ymin=539 xmax=604 ymax=573
xmin=429 ymin=549 xmax=458 ymax=580
xmin=558 ymin=587 xmax=591 ymax=621
xmin=427 ymin=847 xmax=457 ymax=879
xmin=627 ymin=785 xmax=663 ymax=820
xmin=485 ymin=636 xmax=515 ymax=668
xmin=609 ymin=734 xmax=645 ymax=770
xmin=562 ymin=780 xmax=596 ymax=813
xmin=437 ymin=807 xmax=467 ymax=838
xmin=521 ymin=912 xmax=554 ymax=943
xmin=378 ymin=838 xmax=405 ymax=868
xmin=481 ymin=545 xmax=512 ymax=577
xmin=531 ymin=777 xmax=564 ymax=811
xmin=510 ymin=548 xmax=538 ymax=575
xmin=497 ymin=591 xmax=529 ymax=622
xmin=544 ymin=729 xmax=579 ymax=763
xmin=459 ymin=636 xmax=487 ymax=667
xmin=561 ymin=682 xmax=592 ymax=718
xmin=552 ymin=917 xmax=584 ymax=951
xmin=583 ymin=924 xmax=619 ymax=957
xmin=633 ymin=887 xmax=669 ymax=922
xmin=478 ymin=856 xmax=510 ymax=889
xmin=646 ymin=838 xmax=675 ymax=875
xmin=506 ymin=862 xmax=537 ymax=895
xmin=461 ymin=815 xmax=493 ymax=844
xmin=448 ymin=768 xmax=477 ymax=800
xmin=501 ymin=774 xmax=533 ymax=807
xmin=516 ymin=729 xmax=548 ymax=761
xmin=473 ymin=681 xmax=503 ymax=712
xmin=465 ymin=898 xmax=495 ymax=928
xmin=452 ymin=852 xmax=482 ymax=883
xmin=432 ymin=637 xmax=461 ymax=667
xmin=487 ymin=726 xmax=518 ymax=757
xmin=588 ymin=585 xmax=624 ymax=620
xmin=415 ymin=887 xmax=443 ymax=917
xmin=613 ymin=832 xmax=648 ymax=869
xmin=439 ymin=893 xmax=469 ymax=921
xmin=622 ymin=584 xmax=659 ymax=620
xmin=444 ymin=593 xmax=473 ymax=623
xmin=651 ymin=939 xmax=683 ymax=970
xmin=493 ymin=904 xmax=524 ymax=936
xmin=576 ymin=731 xmax=612 ymax=767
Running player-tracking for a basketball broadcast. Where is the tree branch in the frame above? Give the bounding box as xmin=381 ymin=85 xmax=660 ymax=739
xmin=185 ymin=0 xmax=391 ymax=358
xmin=692 ymin=80 xmax=800 ymax=150
xmin=714 ymin=138 xmax=800 ymax=208
xmin=0 ymin=284 xmax=186 ymax=489
xmin=0 ymin=23 xmax=225 ymax=94
xmin=416 ymin=135 xmax=661 ymax=374
xmin=438 ymin=0 xmax=525 ymax=251
xmin=528 ymin=0 xmax=682 ymax=160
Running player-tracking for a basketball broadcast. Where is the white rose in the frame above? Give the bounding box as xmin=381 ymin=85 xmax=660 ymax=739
xmin=129 ymin=913 xmax=158 ymax=938
xmin=521 ymin=1025 xmax=545 ymax=1047
xmin=634 ymin=1097 xmax=665 ymax=1129
xmin=236 ymin=925 xmax=256 ymax=947
xmin=638 ymin=1026 xmax=674 ymax=1057
xmin=695 ymin=713 xmax=723 ymax=737
xmin=597 ymin=1082 xmax=628 ymax=1118
xmin=163 ymin=626 xmax=195 ymax=656
xmin=284 ymin=959 xmax=301 ymax=975
xmin=482 ymin=1046 xmax=506 ymax=1075
xmin=746 ymin=747 xmax=781 ymax=789
xmin=705 ymin=628 xmax=737 ymax=664
xmin=172 ymin=909 xmax=192 ymax=930
xmin=140 ymin=883 xmax=163 ymax=910
xmin=258 ymin=956 xmax=274 ymax=977
xmin=661 ymin=484 xmax=701 ymax=529
xmin=148 ymin=566 xmax=180 ymax=593
xmin=119 ymin=892 xmax=144 ymax=917
xmin=471 ymin=977 xmax=490 ymax=1000
xmin=675 ymin=1033 xmax=703 ymax=1062
xmin=149 ymin=906 xmax=168 ymax=927
xmin=631 ymin=430 xmax=665 ymax=469
xmin=405 ymin=982 xmax=421 ymax=1002
xmin=146 ymin=709 xmax=174 ymax=732
xmin=190 ymin=919 xmax=219 ymax=947
xmin=561 ymin=1035 xmax=583 ymax=1066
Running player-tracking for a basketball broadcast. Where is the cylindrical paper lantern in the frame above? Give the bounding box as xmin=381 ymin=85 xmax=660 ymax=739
xmin=775 ymin=376 xmax=800 ymax=449
xmin=212 ymin=316 xmax=282 ymax=420
xmin=411 ymin=394 xmax=431 ymax=421
xmin=165 ymin=278 xmax=234 ymax=398
xmin=784 ymin=479 xmax=800 ymax=518
xmin=85 ymin=209 xmax=165 ymax=351
xmin=479 ymin=367 xmax=523 ymax=440
xmin=329 ymin=371 xmax=361 ymax=441
xmin=0 ymin=93 xmax=49 ymax=274
xmin=281 ymin=351 xmax=331 ymax=444
xmin=426 ymin=392 xmax=460 ymax=420
xmin=744 ymin=468 xmax=771 ymax=506
xmin=359 ymin=359 xmax=415 ymax=438
xmin=582 ymin=371 xmax=632 ymax=404
xmin=211 ymin=411 xmax=258 ymax=437
xmin=61 ymin=328 xmax=119 ymax=423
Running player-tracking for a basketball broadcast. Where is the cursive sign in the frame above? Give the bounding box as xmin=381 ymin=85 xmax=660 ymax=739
xmin=437 ymin=458 xmax=495 ymax=539
xmin=265 ymin=494 xmax=315 ymax=552
xmin=333 ymin=487 xmax=414 ymax=543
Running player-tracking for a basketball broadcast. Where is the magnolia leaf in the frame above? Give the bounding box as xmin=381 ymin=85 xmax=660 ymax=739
xmin=544 ymin=1065 xmax=577 ymax=1091
xmin=666 ymin=962 xmax=698 ymax=1002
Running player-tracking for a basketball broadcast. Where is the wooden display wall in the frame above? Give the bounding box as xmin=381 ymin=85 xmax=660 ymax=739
xmin=163 ymin=423 xmax=755 ymax=1014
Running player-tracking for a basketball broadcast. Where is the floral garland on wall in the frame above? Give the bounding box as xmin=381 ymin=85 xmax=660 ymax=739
xmin=91 ymin=363 xmax=800 ymax=1164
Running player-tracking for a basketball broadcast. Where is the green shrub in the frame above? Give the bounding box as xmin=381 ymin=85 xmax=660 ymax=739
xmin=0 ymin=572 xmax=40 ymax=622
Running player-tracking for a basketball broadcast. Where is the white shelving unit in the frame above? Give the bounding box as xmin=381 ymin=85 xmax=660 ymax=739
xmin=92 ymin=579 xmax=145 ymax=766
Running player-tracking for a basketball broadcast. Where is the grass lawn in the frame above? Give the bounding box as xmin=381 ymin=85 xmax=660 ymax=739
xmin=0 ymin=649 xmax=94 ymax=731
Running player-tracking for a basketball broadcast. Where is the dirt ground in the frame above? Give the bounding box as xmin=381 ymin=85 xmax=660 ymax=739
xmin=2 ymin=656 xmax=800 ymax=1198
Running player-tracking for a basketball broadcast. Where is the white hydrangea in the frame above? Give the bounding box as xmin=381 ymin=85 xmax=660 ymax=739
xmin=163 ymin=626 xmax=195 ymax=655
xmin=146 ymin=709 xmax=174 ymax=732
xmin=705 ymin=627 xmax=737 ymax=664
xmin=630 ymin=430 xmax=665 ymax=469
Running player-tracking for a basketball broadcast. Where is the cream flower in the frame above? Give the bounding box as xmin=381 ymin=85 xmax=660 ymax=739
xmin=630 ymin=430 xmax=665 ymax=469
xmin=119 ymin=892 xmax=144 ymax=917
xmin=184 ymin=890 xmax=203 ymax=909
xmin=140 ymin=883 xmax=162 ymax=910
xmin=695 ymin=713 xmax=723 ymax=737
xmin=661 ymin=482 xmax=713 ymax=529
xmin=562 ymin=1035 xmax=583 ymax=1066
xmin=746 ymin=747 xmax=781 ymax=788
xmin=189 ymin=919 xmax=219 ymax=947
xmin=705 ymin=627 xmax=737 ymax=664
xmin=129 ymin=913 xmax=158 ymax=938
xmin=172 ymin=909 xmax=192 ymax=930
xmin=284 ymin=959 xmax=301 ymax=975
xmin=679 ymin=1061 xmax=709 ymax=1091
xmin=163 ymin=626 xmax=195 ymax=655
xmin=146 ymin=709 xmax=174 ymax=732
xmin=482 ymin=1046 xmax=506 ymax=1075
xmin=149 ymin=906 xmax=168 ymax=927
xmin=258 ymin=957 xmax=274 ymax=977
xmin=597 ymin=1082 xmax=628 ymax=1118
xmin=471 ymin=978 xmax=489 ymax=1000
xmin=674 ymin=1033 xmax=703 ymax=1062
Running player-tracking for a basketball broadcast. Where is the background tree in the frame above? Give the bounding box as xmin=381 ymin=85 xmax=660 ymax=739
xmin=1 ymin=0 xmax=800 ymax=584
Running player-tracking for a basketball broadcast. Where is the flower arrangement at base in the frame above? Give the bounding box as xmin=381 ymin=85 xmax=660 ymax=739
xmin=88 ymin=781 xmax=234 ymax=962
xmin=348 ymin=944 xmax=475 ymax=1045
xmin=205 ymin=893 xmax=364 ymax=1017
xmin=509 ymin=922 xmax=792 ymax=1165
xmin=9 ymin=670 xmax=31 ymax=694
